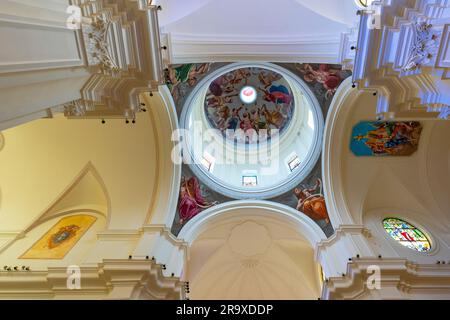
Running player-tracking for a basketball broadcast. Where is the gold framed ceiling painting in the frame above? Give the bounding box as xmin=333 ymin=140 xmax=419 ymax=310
xmin=20 ymin=214 xmax=97 ymax=259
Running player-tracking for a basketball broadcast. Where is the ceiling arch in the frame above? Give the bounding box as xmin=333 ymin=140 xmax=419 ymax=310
xmin=180 ymin=201 xmax=325 ymax=299
xmin=178 ymin=200 xmax=327 ymax=246
xmin=324 ymin=75 xmax=450 ymax=263
xmin=35 ymin=162 xmax=109 ymax=228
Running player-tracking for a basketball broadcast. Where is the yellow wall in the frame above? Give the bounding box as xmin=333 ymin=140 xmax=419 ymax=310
xmin=1 ymin=213 xmax=106 ymax=269
xmin=0 ymin=112 xmax=157 ymax=233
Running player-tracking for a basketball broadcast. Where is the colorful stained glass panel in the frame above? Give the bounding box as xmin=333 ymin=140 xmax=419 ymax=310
xmin=382 ymin=218 xmax=431 ymax=252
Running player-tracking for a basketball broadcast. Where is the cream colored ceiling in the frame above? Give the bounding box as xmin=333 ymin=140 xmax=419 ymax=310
xmin=0 ymin=112 xmax=157 ymax=231
xmin=188 ymin=219 xmax=322 ymax=300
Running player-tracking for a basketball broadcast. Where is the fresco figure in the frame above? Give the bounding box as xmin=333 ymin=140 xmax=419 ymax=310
xmin=204 ymin=67 xmax=295 ymax=144
xmin=215 ymin=106 xmax=231 ymax=131
xmin=258 ymin=71 xmax=282 ymax=89
xmin=351 ymin=121 xmax=422 ymax=156
xmin=206 ymin=94 xmax=237 ymax=109
xmin=168 ymin=63 xmax=211 ymax=102
xmin=230 ymin=68 xmax=251 ymax=85
xmin=294 ymin=179 xmax=330 ymax=224
xmin=260 ymin=85 xmax=293 ymax=105
xmin=297 ymin=64 xmax=342 ymax=99
xmin=252 ymin=106 xmax=268 ymax=131
xmin=261 ymin=104 xmax=287 ymax=128
xmin=179 ymin=177 xmax=218 ymax=225
xmin=226 ymin=106 xmax=243 ymax=130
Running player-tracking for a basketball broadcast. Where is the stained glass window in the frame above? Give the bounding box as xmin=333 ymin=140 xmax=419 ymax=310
xmin=382 ymin=218 xmax=431 ymax=252
xmin=355 ymin=0 xmax=373 ymax=8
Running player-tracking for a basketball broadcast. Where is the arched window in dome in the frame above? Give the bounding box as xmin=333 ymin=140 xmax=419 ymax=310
xmin=382 ymin=218 xmax=431 ymax=252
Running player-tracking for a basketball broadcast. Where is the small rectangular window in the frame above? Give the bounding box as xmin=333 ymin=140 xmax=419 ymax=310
xmin=201 ymin=151 xmax=215 ymax=172
xmin=242 ymin=175 xmax=258 ymax=187
xmin=287 ymin=155 xmax=301 ymax=172
xmin=201 ymin=157 xmax=212 ymax=171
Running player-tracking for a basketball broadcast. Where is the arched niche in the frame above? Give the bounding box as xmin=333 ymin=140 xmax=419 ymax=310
xmin=325 ymin=78 xmax=450 ymax=263
xmin=178 ymin=200 xmax=326 ymax=300
xmin=0 ymin=163 xmax=109 ymax=268
xmin=362 ymin=121 xmax=450 ymax=263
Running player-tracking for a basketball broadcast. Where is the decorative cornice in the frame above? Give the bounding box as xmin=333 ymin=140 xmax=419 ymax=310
xmin=338 ymin=0 xmax=450 ymax=119
xmin=81 ymin=15 xmax=120 ymax=73
xmin=0 ymin=259 xmax=184 ymax=300
xmin=96 ymin=229 xmax=142 ymax=241
xmin=169 ymin=33 xmax=342 ymax=63
xmin=402 ymin=18 xmax=440 ymax=72
xmin=322 ymin=257 xmax=450 ymax=299
xmin=62 ymin=0 xmax=165 ymax=120
xmin=142 ymin=225 xmax=189 ymax=249
xmin=170 ymin=32 xmax=341 ymax=45
xmin=317 ymin=225 xmax=372 ymax=250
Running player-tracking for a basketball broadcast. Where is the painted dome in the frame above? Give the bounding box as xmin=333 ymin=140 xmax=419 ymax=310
xmin=180 ymin=63 xmax=324 ymax=199
xmin=204 ymin=67 xmax=295 ymax=144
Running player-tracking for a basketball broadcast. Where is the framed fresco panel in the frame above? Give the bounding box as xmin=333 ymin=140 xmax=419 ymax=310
xmin=20 ymin=214 xmax=97 ymax=259
xmin=350 ymin=121 xmax=422 ymax=156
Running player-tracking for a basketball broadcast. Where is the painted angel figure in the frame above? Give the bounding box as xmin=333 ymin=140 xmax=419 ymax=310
xmin=297 ymin=64 xmax=342 ymax=99
xmin=178 ymin=176 xmax=218 ymax=225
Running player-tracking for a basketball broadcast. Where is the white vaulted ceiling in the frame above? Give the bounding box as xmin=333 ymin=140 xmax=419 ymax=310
xmin=155 ymin=0 xmax=359 ymax=63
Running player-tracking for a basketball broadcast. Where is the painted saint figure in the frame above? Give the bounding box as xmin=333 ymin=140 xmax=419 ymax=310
xmin=168 ymin=63 xmax=211 ymax=102
xmin=203 ymin=67 xmax=295 ymax=144
xmin=258 ymin=71 xmax=282 ymax=89
xmin=261 ymin=104 xmax=287 ymax=128
xmin=294 ymin=179 xmax=330 ymax=223
xmin=178 ymin=176 xmax=218 ymax=225
xmin=351 ymin=121 xmax=422 ymax=156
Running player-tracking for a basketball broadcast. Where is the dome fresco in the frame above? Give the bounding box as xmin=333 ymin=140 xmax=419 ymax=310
xmin=204 ymin=67 xmax=295 ymax=144
xmin=170 ymin=62 xmax=352 ymax=238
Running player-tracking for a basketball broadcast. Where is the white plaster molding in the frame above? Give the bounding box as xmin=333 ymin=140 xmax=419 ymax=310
xmin=317 ymin=225 xmax=372 ymax=250
xmin=0 ymin=14 xmax=86 ymax=73
xmin=0 ymin=259 xmax=185 ymax=300
xmin=322 ymin=257 xmax=450 ymax=299
xmin=96 ymin=229 xmax=142 ymax=241
xmin=145 ymin=86 xmax=181 ymax=228
xmin=169 ymin=32 xmax=342 ymax=64
xmin=322 ymin=78 xmax=361 ymax=226
xmin=339 ymin=0 xmax=450 ymax=119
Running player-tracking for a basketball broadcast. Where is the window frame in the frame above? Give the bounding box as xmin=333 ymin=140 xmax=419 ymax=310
xmin=382 ymin=217 xmax=432 ymax=253
xmin=242 ymin=175 xmax=258 ymax=187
